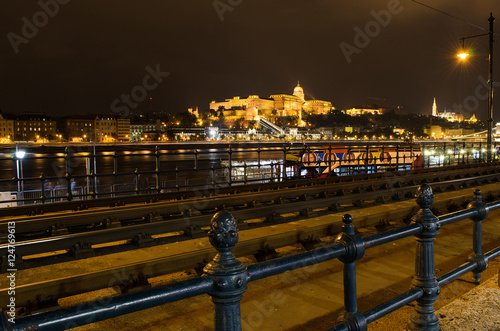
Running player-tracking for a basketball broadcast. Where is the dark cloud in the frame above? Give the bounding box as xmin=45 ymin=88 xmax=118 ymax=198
xmin=1 ymin=0 xmax=498 ymax=120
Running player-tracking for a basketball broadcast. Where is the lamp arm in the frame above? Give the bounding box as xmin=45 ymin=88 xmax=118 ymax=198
xmin=459 ymin=32 xmax=491 ymax=42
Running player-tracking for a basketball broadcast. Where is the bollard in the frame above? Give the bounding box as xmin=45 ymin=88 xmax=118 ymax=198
xmin=407 ymin=184 xmax=440 ymax=331
xmin=204 ymin=211 xmax=249 ymax=331
xmin=335 ymin=214 xmax=367 ymax=331
xmin=466 ymin=189 xmax=489 ymax=284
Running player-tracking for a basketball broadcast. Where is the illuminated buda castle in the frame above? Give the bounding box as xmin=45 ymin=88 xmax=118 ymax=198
xmin=209 ymin=83 xmax=333 ymax=125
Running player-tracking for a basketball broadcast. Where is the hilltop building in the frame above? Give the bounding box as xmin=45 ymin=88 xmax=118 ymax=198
xmin=432 ymin=98 xmax=477 ymax=123
xmin=344 ymin=106 xmax=384 ymax=116
xmin=209 ymin=83 xmax=333 ymax=125
xmin=343 ymin=104 xmax=407 ymax=116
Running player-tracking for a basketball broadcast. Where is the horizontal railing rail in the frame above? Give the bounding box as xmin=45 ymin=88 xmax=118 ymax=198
xmin=0 ymin=141 xmax=498 ymax=207
xmin=4 ymin=184 xmax=499 ymax=330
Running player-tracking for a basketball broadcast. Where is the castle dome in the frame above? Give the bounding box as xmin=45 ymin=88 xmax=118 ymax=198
xmin=293 ymin=82 xmax=305 ymax=100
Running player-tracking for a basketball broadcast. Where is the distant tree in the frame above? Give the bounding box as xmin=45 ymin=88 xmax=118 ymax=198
xmin=217 ymin=106 xmax=226 ymax=118
xmin=248 ymin=120 xmax=258 ymax=129
xmin=165 ymin=129 xmax=175 ymax=140
xmin=199 ymin=108 xmax=212 ymax=121
xmin=301 ymin=109 xmax=310 ymax=122
xmin=235 ymin=117 xmax=246 ymax=129
xmin=174 ymin=111 xmax=197 ymax=127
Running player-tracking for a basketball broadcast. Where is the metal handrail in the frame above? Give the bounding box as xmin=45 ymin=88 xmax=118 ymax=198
xmin=5 ymin=185 xmax=499 ymax=330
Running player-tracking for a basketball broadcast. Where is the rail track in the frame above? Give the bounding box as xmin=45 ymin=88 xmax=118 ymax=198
xmin=1 ymin=163 xmax=500 ymax=314
xmin=1 ymin=163 xmax=500 ymax=270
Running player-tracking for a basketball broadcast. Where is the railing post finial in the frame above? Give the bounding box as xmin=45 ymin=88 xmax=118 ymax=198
xmin=408 ymin=184 xmax=440 ymax=331
xmin=204 ymin=211 xmax=249 ymax=331
xmin=415 ymin=183 xmax=434 ymax=210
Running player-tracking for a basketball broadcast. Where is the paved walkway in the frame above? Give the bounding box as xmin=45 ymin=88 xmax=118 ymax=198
xmin=437 ymin=274 xmax=500 ymax=331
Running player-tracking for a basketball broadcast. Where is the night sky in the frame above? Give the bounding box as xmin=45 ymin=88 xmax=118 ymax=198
xmin=1 ymin=1 xmax=498 ymax=121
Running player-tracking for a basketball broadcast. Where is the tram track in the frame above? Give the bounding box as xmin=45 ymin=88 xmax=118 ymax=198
xmin=1 ymin=163 xmax=497 ymax=235
xmin=1 ymin=164 xmax=500 ymax=313
xmin=1 ymin=163 xmax=500 ymax=271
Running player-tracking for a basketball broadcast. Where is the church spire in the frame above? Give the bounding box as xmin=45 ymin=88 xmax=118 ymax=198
xmin=432 ymin=98 xmax=437 ymax=116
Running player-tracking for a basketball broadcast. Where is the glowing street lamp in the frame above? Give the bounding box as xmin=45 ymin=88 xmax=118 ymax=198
xmin=15 ymin=147 xmax=26 ymax=204
xmin=15 ymin=150 xmax=26 ymax=159
xmin=457 ymin=51 xmax=469 ymax=60
xmin=457 ymin=38 xmax=470 ymax=60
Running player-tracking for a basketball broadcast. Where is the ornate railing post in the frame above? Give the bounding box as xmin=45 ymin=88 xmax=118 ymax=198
xmin=155 ymin=146 xmax=161 ymax=194
xmin=396 ymin=144 xmax=400 ymax=170
xmin=65 ymin=147 xmax=73 ymax=201
xmin=204 ymin=211 xmax=249 ymax=331
xmin=282 ymin=144 xmax=288 ymax=181
xmin=228 ymin=145 xmax=233 ymax=187
xmin=408 ymin=184 xmax=440 ymax=331
xmin=40 ymin=173 xmax=47 ymax=204
xmin=134 ymin=168 xmax=140 ymax=195
xmin=335 ymin=214 xmax=367 ymax=331
xmin=466 ymin=189 xmax=489 ymax=284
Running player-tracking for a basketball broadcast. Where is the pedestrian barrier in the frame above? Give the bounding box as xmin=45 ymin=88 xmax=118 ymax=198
xmin=6 ymin=184 xmax=500 ymax=330
xmin=0 ymin=142 xmax=498 ymax=206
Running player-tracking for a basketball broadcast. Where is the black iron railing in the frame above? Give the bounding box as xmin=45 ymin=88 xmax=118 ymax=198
xmin=0 ymin=141 xmax=497 ymax=206
xmin=5 ymin=184 xmax=500 ymax=330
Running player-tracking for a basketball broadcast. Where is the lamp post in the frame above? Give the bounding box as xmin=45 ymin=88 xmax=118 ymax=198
xmin=458 ymin=13 xmax=495 ymax=161
xmin=15 ymin=147 xmax=26 ymax=205
xmin=488 ymin=13 xmax=494 ymax=162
